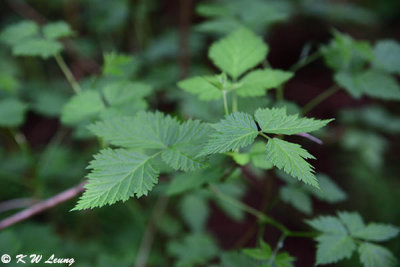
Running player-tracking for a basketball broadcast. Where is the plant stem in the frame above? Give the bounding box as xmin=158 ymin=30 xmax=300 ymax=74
xmin=0 ymin=182 xmax=86 ymax=230
xmin=290 ymin=50 xmax=321 ymax=72
xmin=54 ymin=53 xmax=81 ymax=94
xmin=301 ymin=85 xmax=340 ymax=115
xmin=222 ymin=90 xmax=229 ymax=115
xmin=135 ymin=196 xmax=169 ymax=267
xmin=9 ymin=128 xmax=31 ymax=157
xmin=269 ymin=234 xmax=287 ymax=265
xmin=259 ymin=132 xmax=271 ymax=140
xmin=209 ymin=185 xmax=290 ymax=235
xmin=276 ymin=85 xmax=284 ymax=102
xmin=232 ymin=92 xmax=238 ymax=112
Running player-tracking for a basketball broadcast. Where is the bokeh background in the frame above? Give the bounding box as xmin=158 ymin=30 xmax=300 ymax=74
xmin=0 ymin=0 xmax=399 ymax=266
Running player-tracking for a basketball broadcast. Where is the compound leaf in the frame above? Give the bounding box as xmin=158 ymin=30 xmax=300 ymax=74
xmin=200 ymin=112 xmax=258 ymax=155
xmin=208 ymin=28 xmax=268 ymax=79
xmin=266 ymin=138 xmax=318 ymax=187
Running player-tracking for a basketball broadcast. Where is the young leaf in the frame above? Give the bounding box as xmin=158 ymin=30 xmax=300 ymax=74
xmin=255 ymin=107 xmax=333 ymax=135
xmin=315 ymin=234 xmax=357 ymax=265
xmin=266 ymin=138 xmax=318 ymax=187
xmin=335 ymin=70 xmax=400 ymax=100
xmin=236 ymin=69 xmax=293 ymax=97
xmin=358 ymin=242 xmax=397 ymax=267
xmin=200 ymin=112 xmax=259 ymax=155
xmin=61 ymin=90 xmax=105 ymax=125
xmin=102 ymin=52 xmax=139 ymax=77
xmin=208 ymin=28 xmax=268 ymax=79
xmin=177 ymin=75 xmax=223 ymax=101
xmin=373 ymin=40 xmax=400 ymax=74
xmin=13 ymin=38 xmax=63 ymax=59
xmin=0 ymin=20 xmax=39 ymax=46
xmin=43 ymin=21 xmax=74 ymax=40
xmin=74 ymin=148 xmax=159 ymax=210
xmin=0 ymin=98 xmax=28 ymax=127
xmin=353 ymin=223 xmax=399 ymax=242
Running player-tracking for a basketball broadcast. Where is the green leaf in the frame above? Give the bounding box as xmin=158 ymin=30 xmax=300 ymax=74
xmin=13 ymin=38 xmax=63 ymax=59
xmin=336 ymin=70 xmax=400 ymax=100
xmin=180 ymin=193 xmax=209 ymax=232
xmin=0 ymin=98 xmax=28 ymax=127
xmin=102 ymin=52 xmax=140 ymax=77
xmin=208 ymin=28 xmax=268 ymax=79
xmin=358 ymin=242 xmax=397 ymax=267
xmin=242 ymin=241 xmax=272 ymax=260
xmin=315 ymin=234 xmax=357 ymax=265
xmin=249 ymin=141 xmax=273 ymax=170
xmin=0 ymin=20 xmax=39 ymax=46
xmin=266 ymin=138 xmax=318 ymax=187
xmin=219 ymin=252 xmax=259 ymax=267
xmin=213 ymin=182 xmax=245 ymax=221
xmin=337 ymin=211 xmax=365 ymax=234
xmin=373 ymin=40 xmax=400 ymax=74
xmin=102 ymin=81 xmax=151 ymax=105
xmin=354 ymin=223 xmax=399 ymax=242
xmin=255 ymin=107 xmax=333 ymax=135
xmin=321 ymin=31 xmax=373 ymax=72
xmin=43 ymin=21 xmax=74 ymax=40
xmin=280 ymin=185 xmax=312 ymax=214
xmin=177 ymin=75 xmax=223 ymax=101
xmin=61 ymin=90 xmax=105 ymax=125
xmin=306 ymin=216 xmax=347 ymax=235
xmin=236 ymin=69 xmax=293 ymax=97
xmin=200 ymin=112 xmax=258 ymax=155
xmin=90 ymin=112 xmax=211 ymax=171
xmin=168 ymin=234 xmax=219 ymax=267
xmin=308 ymin=174 xmax=347 ymax=203
xmin=167 ymin=168 xmax=223 ymax=196
xmin=74 ymin=148 xmax=159 ymax=210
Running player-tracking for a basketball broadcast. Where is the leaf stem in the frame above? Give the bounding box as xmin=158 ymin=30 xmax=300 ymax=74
xmin=8 ymin=128 xmax=31 ymax=157
xmin=232 ymin=92 xmax=238 ymax=112
xmin=301 ymin=85 xmax=340 ymax=115
xmin=290 ymin=50 xmax=321 ymax=72
xmin=54 ymin=53 xmax=81 ymax=94
xmin=222 ymin=90 xmax=229 ymax=115
xmin=259 ymin=132 xmax=271 ymax=140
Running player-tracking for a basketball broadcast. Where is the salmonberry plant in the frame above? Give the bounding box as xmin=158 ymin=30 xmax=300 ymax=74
xmin=0 ymin=1 xmax=399 ymax=266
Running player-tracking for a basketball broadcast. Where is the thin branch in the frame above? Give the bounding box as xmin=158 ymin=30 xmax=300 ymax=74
xmin=0 ymin=182 xmax=86 ymax=231
xmin=134 ymin=196 xmax=169 ymax=267
xmin=0 ymin=198 xmax=39 ymax=214
xmin=302 ymin=85 xmax=340 ymax=115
